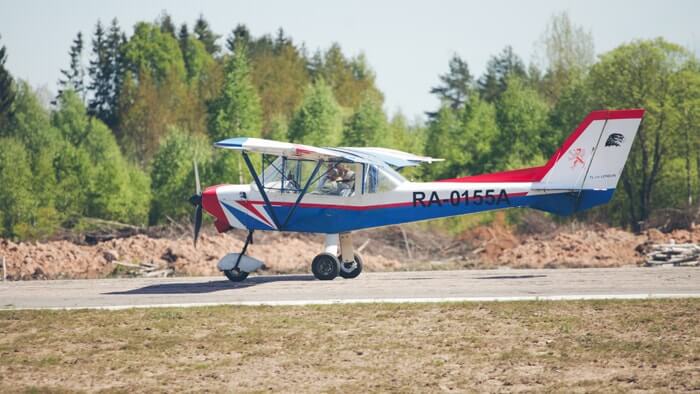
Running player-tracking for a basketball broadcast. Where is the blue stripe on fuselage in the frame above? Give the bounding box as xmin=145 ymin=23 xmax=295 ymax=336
xmin=226 ymin=189 xmax=615 ymax=233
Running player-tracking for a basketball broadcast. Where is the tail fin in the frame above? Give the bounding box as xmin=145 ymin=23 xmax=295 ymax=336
xmin=441 ymin=109 xmax=645 ymax=215
xmin=532 ymin=109 xmax=644 ymax=214
xmin=535 ymin=109 xmax=644 ymax=190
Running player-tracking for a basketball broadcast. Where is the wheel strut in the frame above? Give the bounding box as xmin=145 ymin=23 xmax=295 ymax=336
xmin=233 ymin=230 xmax=254 ymax=270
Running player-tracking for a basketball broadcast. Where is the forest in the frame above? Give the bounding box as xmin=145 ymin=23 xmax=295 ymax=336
xmin=0 ymin=11 xmax=699 ymax=240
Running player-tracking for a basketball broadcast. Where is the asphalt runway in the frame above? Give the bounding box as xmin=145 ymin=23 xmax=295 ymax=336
xmin=0 ymin=267 xmax=698 ymax=310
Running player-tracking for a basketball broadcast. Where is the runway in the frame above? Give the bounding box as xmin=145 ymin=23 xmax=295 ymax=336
xmin=0 ymin=267 xmax=698 ymax=310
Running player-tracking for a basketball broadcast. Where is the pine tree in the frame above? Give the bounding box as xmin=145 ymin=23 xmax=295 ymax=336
xmin=158 ymin=12 xmax=176 ymax=38
xmin=226 ymin=24 xmax=251 ymax=53
xmin=0 ymin=35 xmax=15 ymax=125
xmin=109 ymin=23 xmax=127 ymax=129
xmin=87 ymin=19 xmax=125 ymax=128
xmin=178 ymin=24 xmax=189 ymax=55
xmin=58 ymin=32 xmax=86 ymax=101
xmin=87 ymin=21 xmax=110 ymax=119
xmin=194 ymin=14 xmax=220 ymax=55
xmin=477 ymin=46 xmax=527 ymax=103
xmin=429 ymin=55 xmax=473 ymax=112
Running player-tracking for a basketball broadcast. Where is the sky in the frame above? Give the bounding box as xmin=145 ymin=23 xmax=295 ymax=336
xmin=1 ymin=0 xmax=699 ymax=120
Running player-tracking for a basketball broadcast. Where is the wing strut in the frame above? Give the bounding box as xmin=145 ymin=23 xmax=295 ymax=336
xmin=281 ymin=160 xmax=323 ymax=229
xmin=242 ymin=151 xmax=281 ymax=230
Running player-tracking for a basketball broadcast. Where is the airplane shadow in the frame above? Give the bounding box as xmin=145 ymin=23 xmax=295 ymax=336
xmin=105 ymin=274 xmax=316 ymax=295
xmin=475 ymin=274 xmax=547 ymax=280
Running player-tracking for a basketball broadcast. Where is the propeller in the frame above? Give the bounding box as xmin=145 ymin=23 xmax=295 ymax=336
xmin=189 ymin=160 xmax=203 ymax=247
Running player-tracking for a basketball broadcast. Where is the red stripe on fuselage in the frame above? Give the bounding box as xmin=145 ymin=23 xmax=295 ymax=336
xmin=237 ymin=200 xmax=274 ymax=227
xmin=239 ymin=192 xmax=529 ymax=211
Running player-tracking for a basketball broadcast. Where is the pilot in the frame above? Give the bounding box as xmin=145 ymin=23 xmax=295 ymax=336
xmin=322 ymin=162 xmax=355 ymax=195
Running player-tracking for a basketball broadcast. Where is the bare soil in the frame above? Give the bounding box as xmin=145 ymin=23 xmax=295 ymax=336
xmin=1 ymin=219 xmax=699 ymax=280
xmin=0 ymin=299 xmax=698 ymax=392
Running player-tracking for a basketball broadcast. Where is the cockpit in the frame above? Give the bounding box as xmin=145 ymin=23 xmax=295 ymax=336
xmin=259 ymin=156 xmax=405 ymax=196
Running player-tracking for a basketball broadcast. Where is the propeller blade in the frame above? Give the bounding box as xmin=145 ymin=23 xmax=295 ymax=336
xmin=193 ymin=204 xmax=202 ymax=247
xmin=194 ymin=160 xmax=201 ymax=196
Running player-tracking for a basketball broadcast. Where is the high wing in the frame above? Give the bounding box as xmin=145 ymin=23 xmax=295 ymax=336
xmin=214 ymin=137 xmax=364 ymax=162
xmin=331 ymin=147 xmax=443 ymax=169
xmin=215 ymin=137 xmax=442 ymax=168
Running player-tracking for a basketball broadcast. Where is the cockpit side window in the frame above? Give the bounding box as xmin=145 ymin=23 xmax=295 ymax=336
xmin=260 ymin=156 xmax=359 ymax=197
xmin=366 ymin=164 xmax=401 ymax=193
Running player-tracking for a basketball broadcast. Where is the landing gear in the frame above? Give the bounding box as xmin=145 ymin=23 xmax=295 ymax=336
xmin=339 ymin=253 xmax=363 ymax=279
xmin=312 ymin=233 xmax=363 ymax=280
xmin=223 ymin=268 xmax=249 ymax=282
xmin=220 ymin=231 xmax=261 ymax=283
xmin=311 ymin=253 xmax=340 ymax=280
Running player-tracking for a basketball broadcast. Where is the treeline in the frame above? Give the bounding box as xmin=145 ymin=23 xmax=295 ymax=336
xmin=0 ymin=12 xmax=699 ymax=239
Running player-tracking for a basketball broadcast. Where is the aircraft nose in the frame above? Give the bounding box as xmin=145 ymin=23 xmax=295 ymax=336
xmin=201 ymin=186 xmax=232 ymax=232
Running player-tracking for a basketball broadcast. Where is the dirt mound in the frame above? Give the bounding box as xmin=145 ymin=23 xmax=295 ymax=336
xmin=2 ymin=222 xmax=698 ymax=281
xmin=0 ymin=232 xmax=401 ymax=281
xmin=498 ymin=227 xmax=646 ymax=268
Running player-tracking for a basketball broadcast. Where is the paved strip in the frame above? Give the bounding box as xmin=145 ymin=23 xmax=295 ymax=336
xmin=0 ymin=267 xmax=698 ymax=310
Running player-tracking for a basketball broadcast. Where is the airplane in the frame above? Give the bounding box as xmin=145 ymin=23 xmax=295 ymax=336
xmin=189 ymin=109 xmax=645 ymax=282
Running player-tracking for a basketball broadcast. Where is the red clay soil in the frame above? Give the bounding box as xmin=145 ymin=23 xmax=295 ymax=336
xmin=1 ymin=223 xmax=698 ymax=280
xmin=0 ymin=232 xmax=401 ymax=281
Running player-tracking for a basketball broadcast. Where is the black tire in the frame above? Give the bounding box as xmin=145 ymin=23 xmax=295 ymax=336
xmin=223 ymin=268 xmax=249 ymax=282
xmin=311 ymin=253 xmax=340 ymax=280
xmin=339 ymin=253 xmax=363 ymax=279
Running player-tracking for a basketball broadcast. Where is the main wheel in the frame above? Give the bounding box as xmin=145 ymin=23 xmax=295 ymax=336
xmin=311 ymin=253 xmax=340 ymax=280
xmin=339 ymin=253 xmax=363 ymax=279
xmin=223 ymin=268 xmax=249 ymax=282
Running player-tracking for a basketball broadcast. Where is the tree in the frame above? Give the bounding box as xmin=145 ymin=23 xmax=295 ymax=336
xmin=179 ymin=31 xmax=216 ymax=85
xmin=226 ymin=24 xmax=251 ymax=53
xmin=670 ymin=63 xmax=700 ymax=209
xmin=342 ymin=92 xmax=388 ymax=146
xmin=248 ymin=33 xmax=309 ymax=133
xmin=314 ymin=44 xmax=382 ymax=109
xmin=424 ymin=106 xmax=460 ymax=180
xmin=494 ymin=76 xmax=550 ymax=168
xmin=58 ymin=32 xmax=86 ymax=101
xmin=208 ymin=41 xmax=262 ymax=142
xmin=150 ymin=128 xmax=211 ymax=224
xmin=87 ymin=19 xmax=129 ymax=127
xmin=207 ymin=41 xmax=262 ymax=183
xmin=430 ymin=55 xmax=473 ymax=111
xmin=477 ymin=46 xmax=527 ymax=103
xmin=122 ymin=22 xmax=186 ymax=83
xmin=537 ymin=11 xmax=595 ymax=103
xmin=587 ymin=39 xmax=696 ymax=230
xmin=158 ymin=11 xmax=176 ymax=38
xmin=267 ymin=113 xmax=288 ymax=141
xmin=288 ymin=79 xmax=343 ymax=146
xmin=194 ymin=14 xmax=221 ymax=55
xmin=118 ymin=71 xmax=166 ymax=164
xmin=54 ymin=90 xmax=150 ymax=223
xmin=424 ymin=97 xmax=500 ymax=180
xmin=0 ymin=137 xmax=37 ymax=238
xmin=0 ymin=35 xmax=15 ymax=127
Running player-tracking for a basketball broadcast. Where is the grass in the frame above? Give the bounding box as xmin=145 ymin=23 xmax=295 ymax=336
xmin=0 ymin=299 xmax=698 ymax=392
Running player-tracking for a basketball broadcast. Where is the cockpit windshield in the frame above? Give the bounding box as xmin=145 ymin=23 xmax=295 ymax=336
xmin=259 ymin=156 xmax=404 ymax=196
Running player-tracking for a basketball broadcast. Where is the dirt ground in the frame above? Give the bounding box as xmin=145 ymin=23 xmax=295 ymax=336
xmin=1 ymin=217 xmax=699 ymax=280
xmin=0 ymin=299 xmax=698 ymax=392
